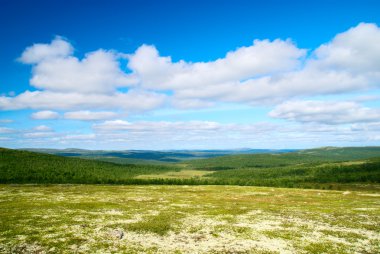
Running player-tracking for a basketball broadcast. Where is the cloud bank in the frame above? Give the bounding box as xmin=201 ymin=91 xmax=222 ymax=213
xmin=1 ymin=23 xmax=380 ymax=113
xmin=270 ymin=100 xmax=380 ymax=125
xmin=1 ymin=23 xmax=380 ymax=148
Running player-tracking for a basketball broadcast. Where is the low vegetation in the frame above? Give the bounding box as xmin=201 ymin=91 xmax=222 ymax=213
xmin=0 ymin=184 xmax=378 ymax=253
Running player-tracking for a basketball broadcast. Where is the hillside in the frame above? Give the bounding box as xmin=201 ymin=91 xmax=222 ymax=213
xmin=184 ymin=146 xmax=380 ymax=170
xmin=1 ymin=147 xmax=380 ymax=190
xmin=202 ymin=159 xmax=380 ymax=189
xmin=0 ymin=148 xmax=178 ymax=184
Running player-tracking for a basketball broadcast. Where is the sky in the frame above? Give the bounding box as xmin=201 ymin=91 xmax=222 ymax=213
xmin=1 ymin=0 xmax=380 ymax=150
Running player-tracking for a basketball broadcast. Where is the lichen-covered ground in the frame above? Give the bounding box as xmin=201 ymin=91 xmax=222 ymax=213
xmin=0 ymin=185 xmax=379 ymax=253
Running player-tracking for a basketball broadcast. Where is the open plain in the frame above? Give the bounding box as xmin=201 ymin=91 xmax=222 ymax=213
xmin=1 ymin=184 xmax=379 ymax=254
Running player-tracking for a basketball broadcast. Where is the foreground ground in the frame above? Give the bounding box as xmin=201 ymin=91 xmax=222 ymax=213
xmin=0 ymin=185 xmax=379 ymax=253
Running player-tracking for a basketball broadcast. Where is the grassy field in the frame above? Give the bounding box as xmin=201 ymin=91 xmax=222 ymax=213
xmin=135 ymin=169 xmax=214 ymax=179
xmin=0 ymin=184 xmax=379 ymax=253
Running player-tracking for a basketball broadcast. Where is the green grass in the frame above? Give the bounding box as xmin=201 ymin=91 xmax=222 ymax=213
xmin=127 ymin=212 xmax=183 ymax=236
xmin=135 ymin=169 xmax=214 ymax=179
xmin=0 ymin=184 xmax=379 ymax=253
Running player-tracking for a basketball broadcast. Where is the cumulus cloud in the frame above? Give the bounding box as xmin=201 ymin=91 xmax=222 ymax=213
xmin=3 ymin=23 xmax=380 ymax=113
xmin=312 ymin=23 xmax=380 ymax=73
xmin=31 ymin=110 xmax=60 ymax=119
xmin=19 ymin=36 xmax=73 ymax=64
xmin=1 ymin=37 xmax=164 ymax=113
xmin=128 ymin=39 xmax=305 ymax=90
xmin=125 ymin=23 xmax=380 ymax=107
xmin=64 ymin=110 xmax=119 ymax=121
xmin=269 ymin=100 xmax=380 ymax=124
xmin=2 ymin=23 xmax=380 ymax=149
xmin=19 ymin=37 xmax=137 ymax=94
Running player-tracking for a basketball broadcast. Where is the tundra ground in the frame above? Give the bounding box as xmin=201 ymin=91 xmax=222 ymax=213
xmin=0 ymin=184 xmax=379 ymax=253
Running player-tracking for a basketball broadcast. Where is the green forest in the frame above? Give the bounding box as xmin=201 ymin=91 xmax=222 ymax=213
xmin=1 ymin=147 xmax=380 ymax=190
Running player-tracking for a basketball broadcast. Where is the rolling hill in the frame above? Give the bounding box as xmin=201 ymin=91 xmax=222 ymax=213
xmin=0 ymin=148 xmax=178 ymax=184
xmin=184 ymin=146 xmax=380 ymax=170
xmin=1 ymin=147 xmax=380 ymax=190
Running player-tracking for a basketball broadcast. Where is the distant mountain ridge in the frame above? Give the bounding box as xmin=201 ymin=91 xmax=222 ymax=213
xmin=20 ymin=148 xmax=298 ymax=163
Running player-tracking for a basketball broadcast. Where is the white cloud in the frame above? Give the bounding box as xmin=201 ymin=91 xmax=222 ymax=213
xmin=31 ymin=110 xmax=60 ymax=119
xmin=91 ymin=120 xmax=285 ymax=149
xmin=269 ymin=100 xmax=380 ymax=124
xmin=62 ymin=133 xmax=96 ymax=140
xmin=64 ymin=110 xmax=119 ymax=121
xmin=93 ymin=120 xmax=223 ymax=132
xmin=351 ymin=122 xmax=380 ymax=132
xmin=4 ymin=23 xmax=380 ymax=113
xmin=3 ymin=119 xmax=380 ymax=149
xmin=24 ymin=132 xmax=57 ymax=139
xmin=90 ymin=119 xmax=380 ymax=149
xmin=170 ymin=98 xmax=215 ymax=109
xmin=2 ymin=23 xmax=380 ymax=150
xmin=33 ymin=125 xmax=52 ymax=132
xmin=312 ymin=23 xmax=380 ymax=73
xmin=19 ymin=37 xmax=137 ymax=94
xmin=19 ymin=36 xmax=73 ymax=64
xmin=0 ymin=90 xmax=166 ymax=112
xmin=128 ymin=39 xmax=305 ymax=91
xmin=20 ymin=125 xmax=55 ymax=139
xmin=0 ymin=37 xmax=165 ymax=113
xmin=126 ymin=23 xmax=380 ymax=108
xmin=0 ymin=119 xmax=13 ymax=123
xmin=0 ymin=127 xmax=15 ymax=133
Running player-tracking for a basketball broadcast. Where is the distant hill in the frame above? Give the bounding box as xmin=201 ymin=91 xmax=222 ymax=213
xmin=179 ymin=146 xmax=380 ymax=190
xmin=21 ymin=148 xmax=297 ymax=164
xmin=184 ymin=146 xmax=380 ymax=170
xmin=2 ymin=147 xmax=380 ymax=190
xmin=0 ymin=148 xmax=178 ymax=184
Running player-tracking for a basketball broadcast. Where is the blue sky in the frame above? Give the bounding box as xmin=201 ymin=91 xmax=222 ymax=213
xmin=1 ymin=0 xmax=380 ymax=149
